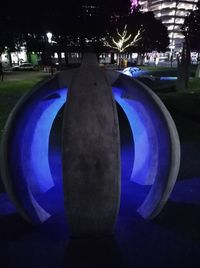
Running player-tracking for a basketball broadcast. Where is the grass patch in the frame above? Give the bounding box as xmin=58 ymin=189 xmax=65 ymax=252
xmin=0 ymin=76 xmax=47 ymax=138
xmin=140 ymin=66 xmax=177 ymax=78
xmin=188 ymin=78 xmax=200 ymax=92
xmin=140 ymin=65 xmax=177 ymax=71
xmin=140 ymin=65 xmax=197 ymax=78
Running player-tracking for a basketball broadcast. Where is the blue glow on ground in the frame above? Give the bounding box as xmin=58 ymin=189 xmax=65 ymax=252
xmin=170 ymin=177 xmax=200 ymax=205
xmin=0 ymin=193 xmax=17 ymax=216
xmin=160 ymin=77 xmax=177 ymax=80
xmin=1 ymin=177 xmax=200 ymax=214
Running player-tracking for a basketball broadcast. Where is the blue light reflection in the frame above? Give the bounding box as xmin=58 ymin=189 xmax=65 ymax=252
xmin=113 ymin=87 xmax=157 ymax=185
xmin=23 ymin=89 xmax=67 ymax=194
xmin=33 ymin=90 xmax=66 ymax=190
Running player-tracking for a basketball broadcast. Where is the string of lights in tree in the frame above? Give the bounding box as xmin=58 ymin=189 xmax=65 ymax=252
xmin=106 ymin=25 xmax=142 ymax=53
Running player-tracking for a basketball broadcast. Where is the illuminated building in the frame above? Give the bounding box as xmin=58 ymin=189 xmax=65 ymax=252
xmin=139 ymin=0 xmax=198 ymax=50
xmin=138 ymin=0 xmax=149 ymax=12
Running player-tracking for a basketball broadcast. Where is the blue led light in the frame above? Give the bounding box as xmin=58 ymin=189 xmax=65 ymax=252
xmin=2 ymin=86 xmax=68 ymax=223
xmin=31 ymin=89 xmax=67 ymax=192
xmin=113 ymin=87 xmax=158 ymax=185
xmin=160 ymin=77 xmax=177 ymax=80
xmin=21 ymin=89 xmax=67 ymax=195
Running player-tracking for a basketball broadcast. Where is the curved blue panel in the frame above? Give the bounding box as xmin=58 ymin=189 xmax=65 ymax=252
xmin=16 ymin=89 xmax=67 ymax=197
xmin=113 ymin=87 xmax=158 ymax=185
xmin=22 ymin=89 xmax=67 ymax=194
xmin=114 ymin=74 xmax=180 ymax=219
xmin=1 ymin=80 xmax=68 ymax=224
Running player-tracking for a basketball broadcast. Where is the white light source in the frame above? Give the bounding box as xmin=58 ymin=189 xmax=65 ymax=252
xmin=46 ymin=32 xmax=53 ymax=43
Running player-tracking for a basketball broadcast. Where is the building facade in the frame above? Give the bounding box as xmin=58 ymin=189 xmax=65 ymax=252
xmin=139 ymin=0 xmax=198 ymax=51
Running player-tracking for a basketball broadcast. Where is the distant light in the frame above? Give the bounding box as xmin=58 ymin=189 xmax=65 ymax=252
xmin=46 ymin=32 xmax=53 ymax=43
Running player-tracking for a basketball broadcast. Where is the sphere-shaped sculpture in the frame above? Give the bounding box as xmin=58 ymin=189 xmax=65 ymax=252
xmin=0 ymin=54 xmax=180 ymax=236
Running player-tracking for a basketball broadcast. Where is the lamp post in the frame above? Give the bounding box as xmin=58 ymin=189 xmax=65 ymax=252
xmin=46 ymin=32 xmax=53 ymax=75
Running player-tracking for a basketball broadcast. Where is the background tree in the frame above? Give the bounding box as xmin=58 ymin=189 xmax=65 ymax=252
xmin=176 ymin=37 xmax=191 ymax=92
xmin=106 ymin=11 xmax=169 ymax=65
xmin=106 ymin=25 xmax=142 ymax=52
xmin=128 ymin=12 xmax=169 ymax=64
xmin=136 ymin=12 xmax=169 ymax=52
xmin=182 ymin=2 xmax=200 ymax=56
xmin=182 ymin=2 xmax=200 ymax=78
xmin=106 ymin=24 xmax=142 ymax=66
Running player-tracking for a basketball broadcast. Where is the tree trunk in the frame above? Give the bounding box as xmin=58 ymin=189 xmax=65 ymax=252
xmin=137 ymin=53 xmax=144 ymax=66
xmin=111 ymin=52 xmax=115 ymax=64
xmin=185 ymin=38 xmax=191 ymax=88
xmin=7 ymin=49 xmax=12 ymax=67
xmin=195 ymin=62 xmax=200 ymax=78
xmin=58 ymin=51 xmax=62 ymax=68
xmin=176 ymin=55 xmax=186 ymax=92
xmin=64 ymin=51 xmax=68 ymax=66
xmin=176 ymin=38 xmax=191 ymax=92
xmin=117 ymin=53 xmax=121 ymax=68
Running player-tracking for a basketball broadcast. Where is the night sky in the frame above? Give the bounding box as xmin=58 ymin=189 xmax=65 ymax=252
xmin=0 ymin=0 xmax=132 ymax=33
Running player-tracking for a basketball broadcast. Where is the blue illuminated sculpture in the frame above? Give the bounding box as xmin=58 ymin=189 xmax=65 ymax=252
xmin=0 ymin=54 xmax=180 ymax=236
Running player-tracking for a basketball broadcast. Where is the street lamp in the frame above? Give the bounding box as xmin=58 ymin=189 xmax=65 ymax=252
xmin=46 ymin=32 xmax=52 ymax=44
xmin=46 ymin=32 xmax=53 ymax=75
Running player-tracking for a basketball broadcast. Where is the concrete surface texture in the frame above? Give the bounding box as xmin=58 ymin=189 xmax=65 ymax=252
xmin=62 ymin=54 xmax=121 ymax=236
